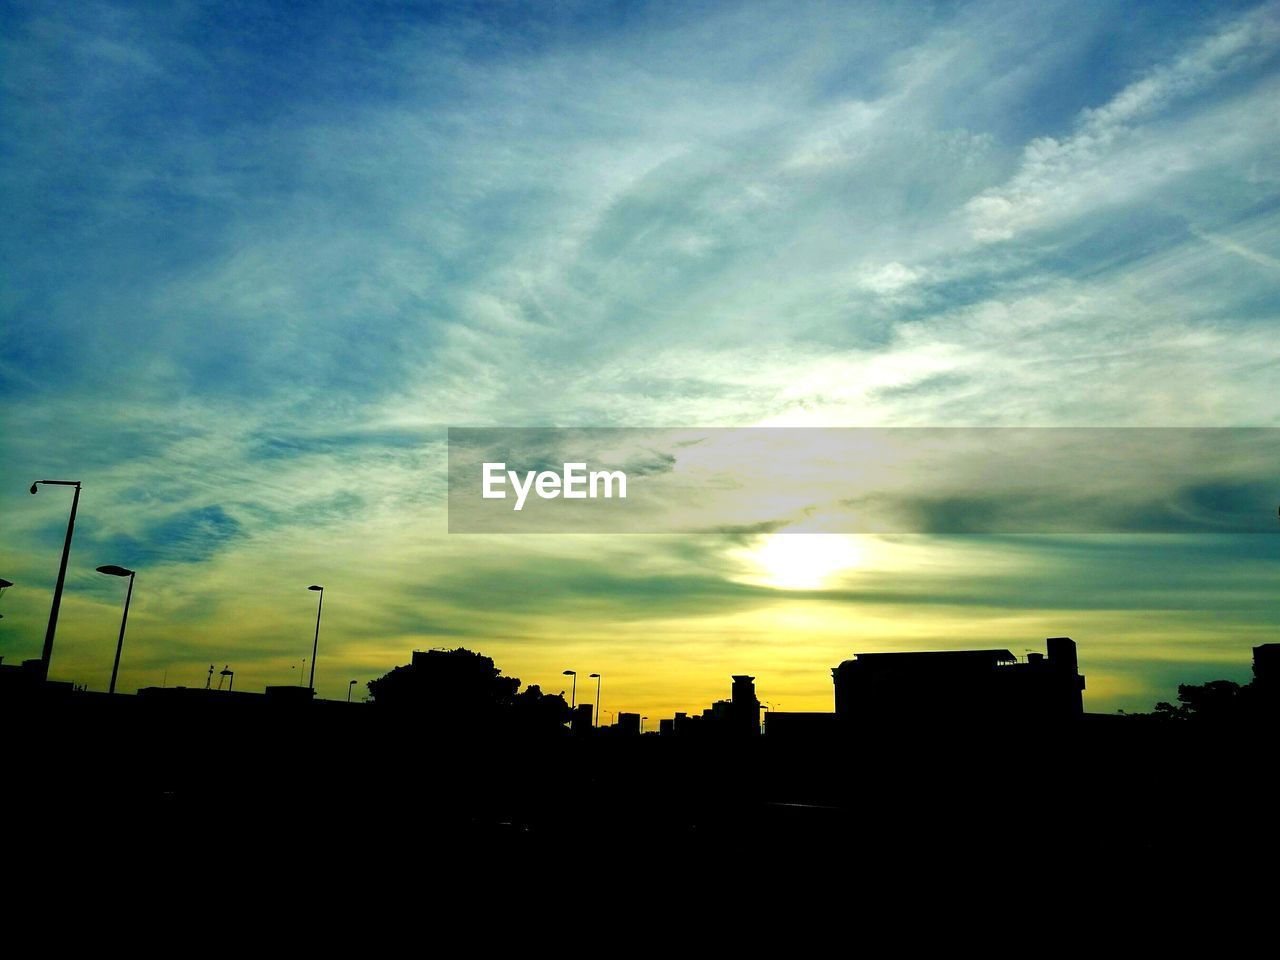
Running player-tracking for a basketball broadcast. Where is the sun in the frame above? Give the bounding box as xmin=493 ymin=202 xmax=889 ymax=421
xmin=739 ymin=534 xmax=864 ymax=590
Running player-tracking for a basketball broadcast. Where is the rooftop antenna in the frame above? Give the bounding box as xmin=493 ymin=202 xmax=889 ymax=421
xmin=205 ymin=664 xmax=214 ymax=689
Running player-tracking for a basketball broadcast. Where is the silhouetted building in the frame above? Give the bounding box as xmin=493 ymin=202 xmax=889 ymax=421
xmin=572 ymin=702 xmax=593 ymax=734
xmin=669 ymin=711 xmax=698 ymax=736
xmin=1254 ymin=644 xmax=1279 ymax=691
xmin=0 ymin=657 xmax=79 ymax=704
xmin=668 ymin=676 xmax=762 ymax=737
xmin=832 ymin=636 xmax=1085 ymax=727
xmin=764 ymin=711 xmax=838 ymax=739
xmin=616 ymin=712 xmax=640 ymax=735
xmin=728 ymin=675 xmax=760 ymax=736
xmin=1252 ymin=643 xmax=1280 ymax=722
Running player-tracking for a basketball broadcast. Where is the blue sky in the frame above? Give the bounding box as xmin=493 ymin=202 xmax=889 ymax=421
xmin=1 ymin=0 xmax=1278 ymax=714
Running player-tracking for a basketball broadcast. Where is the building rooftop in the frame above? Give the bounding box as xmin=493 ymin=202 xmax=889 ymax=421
xmin=838 ymin=649 xmax=1017 ymax=668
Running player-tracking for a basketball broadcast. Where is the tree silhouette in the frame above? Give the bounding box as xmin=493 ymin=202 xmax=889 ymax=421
xmin=367 ymin=648 xmax=570 ymax=734
xmin=1152 ymin=680 xmax=1244 ymax=722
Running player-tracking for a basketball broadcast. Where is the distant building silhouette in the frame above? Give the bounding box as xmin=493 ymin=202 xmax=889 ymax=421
xmin=832 ymin=636 xmax=1085 ymax=727
xmin=663 ymin=675 xmax=762 ymax=737
xmin=616 ymin=711 xmax=640 ymax=735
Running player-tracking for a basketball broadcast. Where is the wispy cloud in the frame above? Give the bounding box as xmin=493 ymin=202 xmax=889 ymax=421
xmin=2 ymin=1 xmax=1278 ymax=714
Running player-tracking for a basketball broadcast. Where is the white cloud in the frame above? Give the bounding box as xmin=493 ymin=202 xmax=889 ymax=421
xmin=966 ymin=3 xmax=1280 ymax=241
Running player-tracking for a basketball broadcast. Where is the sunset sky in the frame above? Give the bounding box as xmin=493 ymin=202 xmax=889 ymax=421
xmin=2 ymin=0 xmax=1279 ymax=719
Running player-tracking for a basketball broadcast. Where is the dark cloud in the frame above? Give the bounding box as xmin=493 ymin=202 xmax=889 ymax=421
xmin=88 ymin=505 xmax=243 ymax=568
xmin=841 ymin=478 xmax=1280 ymax=535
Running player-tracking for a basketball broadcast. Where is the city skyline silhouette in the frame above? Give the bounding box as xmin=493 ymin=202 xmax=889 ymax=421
xmin=3 ymin=0 xmax=1279 ymax=898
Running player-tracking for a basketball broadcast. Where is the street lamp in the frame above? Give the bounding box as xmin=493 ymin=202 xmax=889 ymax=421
xmin=0 ymin=577 xmax=12 ymax=623
xmin=30 ymin=479 xmax=82 ymax=680
xmin=588 ymin=673 xmax=601 ymax=727
xmin=96 ymin=564 xmax=135 ymax=695
xmin=562 ymin=669 xmax=576 ymax=708
xmin=219 ymin=666 xmax=234 ymax=692
xmin=347 ymin=679 xmax=357 ymax=703
xmin=307 ymin=585 xmax=323 ymax=694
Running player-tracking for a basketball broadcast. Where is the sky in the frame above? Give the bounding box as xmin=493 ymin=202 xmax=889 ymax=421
xmin=1 ymin=0 xmax=1279 ymax=719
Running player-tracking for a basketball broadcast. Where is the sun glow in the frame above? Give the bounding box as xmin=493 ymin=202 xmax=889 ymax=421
xmin=739 ymin=534 xmax=865 ymax=590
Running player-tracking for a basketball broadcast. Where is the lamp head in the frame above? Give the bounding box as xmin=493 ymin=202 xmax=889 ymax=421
xmin=308 ymin=584 xmax=323 ymax=591
xmin=562 ymin=669 xmax=575 ymax=676
xmin=589 ymin=673 xmax=600 ymax=678
xmin=0 ymin=577 xmax=13 ymax=589
xmin=29 ymin=483 xmax=38 ymax=494
xmin=96 ymin=564 xmax=134 ymax=577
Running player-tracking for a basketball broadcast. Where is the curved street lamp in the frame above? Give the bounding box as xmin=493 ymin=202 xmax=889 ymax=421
xmin=562 ymin=669 xmax=576 ymax=708
xmin=30 ymin=480 xmax=82 ymax=679
xmin=307 ymin=585 xmax=323 ymax=694
xmin=347 ymin=679 xmax=357 ymax=703
xmin=588 ymin=672 xmax=601 ymax=727
xmin=96 ymin=564 xmax=135 ymax=694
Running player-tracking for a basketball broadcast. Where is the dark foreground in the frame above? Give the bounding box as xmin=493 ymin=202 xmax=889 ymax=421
xmin=4 ymin=688 xmax=1274 ymax=918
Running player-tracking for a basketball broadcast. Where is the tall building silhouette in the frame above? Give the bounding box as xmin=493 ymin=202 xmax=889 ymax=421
xmin=728 ymin=675 xmax=761 ymax=736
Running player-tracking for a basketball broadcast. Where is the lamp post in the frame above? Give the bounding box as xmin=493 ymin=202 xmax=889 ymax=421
xmin=347 ymin=679 xmax=357 ymax=703
xmin=307 ymin=585 xmax=323 ymax=694
xmin=219 ymin=667 xmax=234 ymax=692
xmin=30 ymin=480 xmax=82 ymax=680
xmin=0 ymin=577 xmax=12 ymax=627
xmin=95 ymin=564 xmax=135 ymax=695
xmin=588 ymin=673 xmax=601 ymax=727
xmin=562 ymin=669 xmax=576 ymax=708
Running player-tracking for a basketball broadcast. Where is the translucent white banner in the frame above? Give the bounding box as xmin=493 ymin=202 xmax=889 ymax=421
xmin=447 ymin=428 xmax=1280 ymax=534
